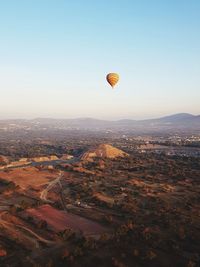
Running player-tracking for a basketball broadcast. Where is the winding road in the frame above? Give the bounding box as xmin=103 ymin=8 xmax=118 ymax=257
xmin=0 ymin=212 xmax=56 ymax=248
xmin=40 ymin=171 xmax=64 ymax=203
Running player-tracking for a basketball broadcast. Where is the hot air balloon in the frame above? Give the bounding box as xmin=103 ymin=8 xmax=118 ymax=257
xmin=106 ymin=73 xmax=119 ymax=88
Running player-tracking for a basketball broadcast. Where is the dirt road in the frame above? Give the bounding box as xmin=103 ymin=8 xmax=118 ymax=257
xmin=0 ymin=212 xmax=56 ymax=248
xmin=40 ymin=171 xmax=64 ymax=203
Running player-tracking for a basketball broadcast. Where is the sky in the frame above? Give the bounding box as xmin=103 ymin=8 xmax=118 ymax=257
xmin=0 ymin=0 xmax=200 ymax=120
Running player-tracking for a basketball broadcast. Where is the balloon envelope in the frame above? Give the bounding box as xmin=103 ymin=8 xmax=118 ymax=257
xmin=106 ymin=73 xmax=119 ymax=88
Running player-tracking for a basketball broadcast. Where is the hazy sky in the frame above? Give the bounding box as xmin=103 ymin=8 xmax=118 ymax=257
xmin=0 ymin=0 xmax=200 ymax=119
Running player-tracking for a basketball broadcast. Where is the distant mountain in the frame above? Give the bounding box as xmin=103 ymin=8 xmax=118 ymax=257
xmin=147 ymin=113 xmax=197 ymax=123
xmin=144 ymin=113 xmax=200 ymax=127
xmin=158 ymin=113 xmax=195 ymax=121
xmin=0 ymin=113 xmax=199 ymax=134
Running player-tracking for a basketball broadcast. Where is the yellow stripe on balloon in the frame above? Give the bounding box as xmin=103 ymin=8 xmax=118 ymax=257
xmin=106 ymin=73 xmax=119 ymax=88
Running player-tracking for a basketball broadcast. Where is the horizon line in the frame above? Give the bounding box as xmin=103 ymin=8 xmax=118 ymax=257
xmin=0 ymin=112 xmax=199 ymax=122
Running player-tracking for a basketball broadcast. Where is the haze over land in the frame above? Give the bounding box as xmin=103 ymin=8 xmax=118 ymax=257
xmin=1 ymin=113 xmax=199 ymax=134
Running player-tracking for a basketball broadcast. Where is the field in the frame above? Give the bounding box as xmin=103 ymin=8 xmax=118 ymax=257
xmin=0 ymin=167 xmax=58 ymax=189
xmin=21 ymin=204 xmax=108 ymax=235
